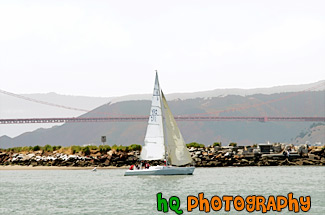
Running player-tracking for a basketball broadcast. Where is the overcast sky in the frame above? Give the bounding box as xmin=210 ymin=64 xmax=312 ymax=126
xmin=0 ymin=0 xmax=324 ymax=97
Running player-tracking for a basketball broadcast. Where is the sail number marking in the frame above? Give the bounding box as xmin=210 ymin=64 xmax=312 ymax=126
xmin=154 ymin=89 xmax=160 ymax=101
xmin=151 ymin=109 xmax=158 ymax=122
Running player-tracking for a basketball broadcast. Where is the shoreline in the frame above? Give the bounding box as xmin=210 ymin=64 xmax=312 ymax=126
xmin=1 ymin=145 xmax=324 ymax=168
xmin=1 ymin=165 xmax=324 ymax=171
xmin=0 ymin=165 xmax=128 ymax=170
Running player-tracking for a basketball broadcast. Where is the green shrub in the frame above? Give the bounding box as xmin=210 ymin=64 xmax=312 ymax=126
xmin=21 ymin=146 xmax=31 ymax=152
xmin=99 ymin=145 xmax=111 ymax=153
xmin=229 ymin=142 xmax=237 ymax=147
xmin=88 ymin=145 xmax=98 ymax=150
xmin=186 ymin=142 xmax=205 ymax=148
xmin=117 ymin=146 xmax=127 ymax=152
xmin=2 ymin=144 xmax=143 ymax=154
xmin=213 ymin=142 xmax=221 ymax=147
xmin=128 ymin=144 xmax=142 ymax=151
xmin=52 ymin=146 xmax=61 ymax=151
xmin=71 ymin=145 xmax=82 ymax=154
xmin=111 ymin=144 xmax=129 ymax=152
xmin=43 ymin=144 xmax=53 ymax=152
xmin=33 ymin=145 xmax=41 ymax=151
xmin=82 ymin=146 xmax=91 ymax=156
xmin=8 ymin=147 xmax=22 ymax=153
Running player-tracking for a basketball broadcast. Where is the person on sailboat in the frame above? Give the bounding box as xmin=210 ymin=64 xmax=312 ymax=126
xmin=145 ymin=162 xmax=149 ymax=169
xmin=140 ymin=161 xmax=144 ymax=169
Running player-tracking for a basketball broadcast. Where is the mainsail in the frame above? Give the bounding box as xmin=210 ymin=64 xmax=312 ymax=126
xmin=140 ymin=72 xmax=192 ymax=166
xmin=161 ymin=92 xmax=192 ymax=166
xmin=140 ymin=73 xmax=165 ymax=160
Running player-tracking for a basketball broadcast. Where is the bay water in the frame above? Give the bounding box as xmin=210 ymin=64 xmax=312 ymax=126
xmin=0 ymin=166 xmax=324 ymax=215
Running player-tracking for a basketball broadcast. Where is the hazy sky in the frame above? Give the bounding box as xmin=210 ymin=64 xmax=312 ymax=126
xmin=0 ymin=0 xmax=324 ymax=97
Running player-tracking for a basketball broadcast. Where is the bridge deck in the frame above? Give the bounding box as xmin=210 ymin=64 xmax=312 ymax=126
xmin=1 ymin=116 xmax=324 ymax=124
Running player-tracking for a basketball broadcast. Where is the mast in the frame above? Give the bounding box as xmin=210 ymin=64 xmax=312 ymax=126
xmin=156 ymin=71 xmax=169 ymax=165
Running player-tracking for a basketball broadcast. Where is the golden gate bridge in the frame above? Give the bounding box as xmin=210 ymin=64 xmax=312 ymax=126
xmin=0 ymin=116 xmax=324 ymax=124
xmin=1 ymin=82 xmax=324 ymax=124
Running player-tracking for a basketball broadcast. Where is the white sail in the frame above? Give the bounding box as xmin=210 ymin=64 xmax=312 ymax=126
xmin=124 ymin=72 xmax=195 ymax=176
xmin=140 ymin=73 xmax=165 ymax=160
xmin=161 ymin=92 xmax=192 ymax=166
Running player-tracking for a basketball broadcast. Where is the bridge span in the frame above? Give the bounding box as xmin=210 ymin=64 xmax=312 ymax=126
xmin=1 ymin=116 xmax=324 ymax=124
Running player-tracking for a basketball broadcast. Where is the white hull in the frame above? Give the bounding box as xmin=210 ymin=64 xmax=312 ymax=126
xmin=124 ymin=166 xmax=195 ymax=176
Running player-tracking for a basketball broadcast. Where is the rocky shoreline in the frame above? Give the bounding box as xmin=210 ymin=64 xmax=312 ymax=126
xmin=1 ymin=144 xmax=324 ymax=168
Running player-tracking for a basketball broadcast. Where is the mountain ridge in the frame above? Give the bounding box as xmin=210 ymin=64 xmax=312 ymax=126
xmin=1 ymin=80 xmax=323 ymax=138
xmin=1 ymin=89 xmax=324 ymax=148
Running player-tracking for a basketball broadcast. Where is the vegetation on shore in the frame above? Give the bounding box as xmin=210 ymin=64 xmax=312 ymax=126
xmin=2 ymin=142 xmax=236 ymax=153
xmin=0 ymin=143 xmax=324 ymax=168
xmin=186 ymin=142 xmax=205 ymax=148
xmin=0 ymin=144 xmax=142 ymax=155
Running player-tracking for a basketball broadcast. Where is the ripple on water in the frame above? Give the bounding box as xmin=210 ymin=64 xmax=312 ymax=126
xmin=0 ymin=166 xmax=324 ymax=215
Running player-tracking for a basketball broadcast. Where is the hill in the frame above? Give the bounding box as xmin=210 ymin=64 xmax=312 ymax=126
xmin=1 ymin=80 xmax=323 ymax=138
xmin=1 ymin=90 xmax=324 ymax=148
xmin=294 ymin=123 xmax=325 ymax=145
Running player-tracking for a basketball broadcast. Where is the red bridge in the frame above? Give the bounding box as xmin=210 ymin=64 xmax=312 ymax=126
xmin=1 ymin=85 xmax=324 ymax=125
xmin=1 ymin=116 xmax=324 ymax=124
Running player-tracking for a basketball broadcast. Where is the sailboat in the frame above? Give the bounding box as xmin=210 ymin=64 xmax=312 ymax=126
xmin=124 ymin=72 xmax=195 ymax=176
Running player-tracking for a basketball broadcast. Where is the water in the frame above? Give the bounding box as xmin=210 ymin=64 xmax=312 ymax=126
xmin=0 ymin=166 xmax=324 ymax=215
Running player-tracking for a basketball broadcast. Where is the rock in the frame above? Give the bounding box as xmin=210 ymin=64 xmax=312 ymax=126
xmin=189 ymin=147 xmax=196 ymax=152
xmin=248 ymin=161 xmax=256 ymax=166
xmin=107 ymin=150 xmax=114 ymax=156
xmin=215 ymin=154 xmax=222 ymax=159
xmin=30 ymin=161 xmax=38 ymax=166
xmin=103 ymin=160 xmax=110 ymax=166
xmin=194 ymin=158 xmax=201 ymax=162
xmin=308 ymin=154 xmax=320 ymax=160
xmin=302 ymin=160 xmax=315 ymax=165
xmin=127 ymin=151 xmax=135 ymax=156
xmin=310 ymin=147 xmax=324 ymax=155
xmin=0 ymin=144 xmax=324 ymax=168
xmin=242 ymin=158 xmax=249 ymax=162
